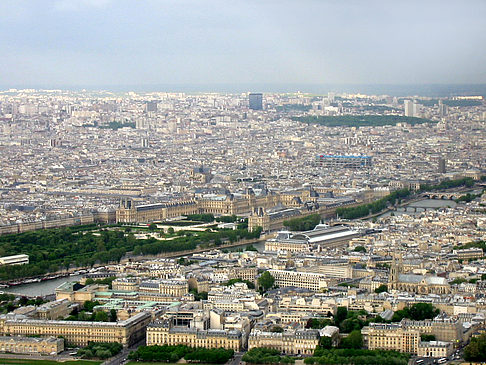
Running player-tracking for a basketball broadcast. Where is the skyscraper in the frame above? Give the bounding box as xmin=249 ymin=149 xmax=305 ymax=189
xmin=404 ymin=100 xmax=413 ymax=117
xmin=249 ymin=93 xmax=263 ymax=110
xmin=141 ymin=137 xmax=149 ymax=148
xmin=438 ymin=100 xmax=448 ymax=117
xmin=145 ymin=101 xmax=158 ymax=113
xmin=412 ymin=101 xmax=420 ymax=117
xmin=438 ymin=157 xmax=446 ymax=173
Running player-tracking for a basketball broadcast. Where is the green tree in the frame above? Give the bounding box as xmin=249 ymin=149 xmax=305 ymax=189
xmin=83 ymin=300 xmax=100 ymax=312
xmin=409 ymin=303 xmax=440 ymax=321
xmin=242 ymin=347 xmax=290 ymax=364
xmin=420 ymin=334 xmax=436 ymax=341
xmin=353 ymin=246 xmax=366 ymax=253
xmin=110 ymin=309 xmax=117 ymax=322
xmin=319 ymin=336 xmax=333 ymax=349
xmin=258 ymin=271 xmax=275 ymax=292
xmin=95 ymin=349 xmax=112 ymax=359
xmin=464 ymin=334 xmax=486 ymax=362
xmin=94 ymin=311 xmax=109 ymax=322
xmin=391 ymin=303 xmax=439 ymax=322
xmin=334 ymin=307 xmax=348 ymax=326
xmin=306 ymin=318 xmax=333 ymax=329
xmin=148 ymin=223 xmax=157 ymax=230
xmin=283 ymin=214 xmax=321 ymax=231
xmin=340 ymin=330 xmax=363 ymax=349
xmin=374 ymin=284 xmax=388 ymax=293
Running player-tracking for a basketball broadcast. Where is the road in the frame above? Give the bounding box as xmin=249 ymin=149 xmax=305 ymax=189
xmin=228 ymin=352 xmax=244 ymax=365
xmin=102 ymin=338 xmax=145 ymax=365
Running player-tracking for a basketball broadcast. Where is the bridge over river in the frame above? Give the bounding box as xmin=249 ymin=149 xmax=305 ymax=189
xmin=420 ymin=192 xmax=461 ymax=200
xmin=378 ymin=197 xmax=458 ymax=218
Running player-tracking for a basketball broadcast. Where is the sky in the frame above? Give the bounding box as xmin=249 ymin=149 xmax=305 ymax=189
xmin=0 ymin=0 xmax=485 ymax=89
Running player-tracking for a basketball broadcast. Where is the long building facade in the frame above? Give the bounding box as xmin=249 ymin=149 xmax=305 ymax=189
xmin=147 ymin=321 xmax=242 ymax=351
xmin=248 ymin=329 xmax=320 ymax=355
xmin=115 ymin=188 xmax=357 ymax=225
xmin=0 ymin=312 xmax=151 ymax=347
xmin=0 ymin=336 xmax=64 ymax=355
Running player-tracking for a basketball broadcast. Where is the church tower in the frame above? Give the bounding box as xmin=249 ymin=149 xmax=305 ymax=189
xmin=389 ymin=254 xmax=401 ymax=288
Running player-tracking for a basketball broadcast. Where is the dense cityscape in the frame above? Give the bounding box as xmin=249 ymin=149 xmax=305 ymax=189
xmin=0 ymin=89 xmax=484 ymax=365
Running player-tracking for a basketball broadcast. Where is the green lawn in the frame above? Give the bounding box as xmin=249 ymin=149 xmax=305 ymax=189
xmin=0 ymin=359 xmax=102 ymax=365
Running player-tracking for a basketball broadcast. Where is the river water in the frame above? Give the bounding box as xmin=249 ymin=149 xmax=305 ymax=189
xmin=5 ymin=275 xmax=81 ymax=297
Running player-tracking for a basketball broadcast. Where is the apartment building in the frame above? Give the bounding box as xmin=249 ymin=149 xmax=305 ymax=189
xmin=362 ymin=323 xmax=420 ymax=354
xmin=147 ymin=321 xmax=242 ymax=351
xmin=248 ymin=329 xmax=319 ymax=355
xmin=269 ymin=269 xmax=333 ymax=291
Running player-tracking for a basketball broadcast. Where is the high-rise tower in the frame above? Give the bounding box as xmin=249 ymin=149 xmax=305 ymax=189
xmin=249 ymin=93 xmax=263 ymax=110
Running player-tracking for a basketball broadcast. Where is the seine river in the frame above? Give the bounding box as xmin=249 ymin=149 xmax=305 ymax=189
xmin=5 ymin=275 xmax=82 ymax=297
xmin=5 ymin=199 xmax=457 ymax=297
xmin=377 ymin=198 xmax=457 ymax=218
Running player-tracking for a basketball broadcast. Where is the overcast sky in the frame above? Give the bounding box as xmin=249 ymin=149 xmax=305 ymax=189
xmin=1 ymin=0 xmax=485 ymax=88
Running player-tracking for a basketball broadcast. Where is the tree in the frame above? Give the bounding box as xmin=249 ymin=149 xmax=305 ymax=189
xmin=319 ymin=336 xmax=333 ymax=349
xmin=334 ymin=307 xmax=348 ymax=326
xmin=464 ymin=334 xmax=486 ymax=362
xmin=110 ymin=309 xmax=117 ymax=322
xmin=283 ymin=214 xmax=320 ymax=231
xmin=83 ymin=300 xmax=100 ymax=312
xmin=130 ymin=345 xmax=232 ymax=364
xmin=391 ymin=303 xmax=439 ymax=322
xmin=189 ymin=289 xmax=208 ymax=301
xmin=77 ymin=311 xmax=90 ymax=321
xmin=409 ymin=303 xmax=439 ymax=321
xmin=340 ymin=330 xmax=363 ymax=349
xmin=374 ymin=284 xmax=388 ymax=293
xmin=95 ymin=349 xmax=112 ymax=359
xmin=148 ymin=223 xmax=157 ymax=231
xmin=270 ymin=325 xmax=284 ymax=333
xmin=94 ymin=311 xmax=109 ymax=322
xmin=306 ymin=318 xmax=333 ymax=329
xmin=420 ymin=334 xmax=436 ymax=341
xmin=242 ymin=347 xmax=289 ymax=364
xmin=167 ymin=227 xmax=175 ymax=235
xmin=353 ymin=246 xmax=366 ymax=253
xmin=258 ymin=271 xmax=275 ymax=292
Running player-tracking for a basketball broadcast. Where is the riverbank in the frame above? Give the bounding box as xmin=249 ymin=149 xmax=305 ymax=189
xmin=3 ymin=235 xmax=272 ymax=297
xmin=124 ymin=234 xmax=273 ymax=261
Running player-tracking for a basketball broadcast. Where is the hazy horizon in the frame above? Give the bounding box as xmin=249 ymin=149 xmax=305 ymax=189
xmin=2 ymin=83 xmax=486 ymax=98
xmin=1 ymin=0 xmax=485 ymax=89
